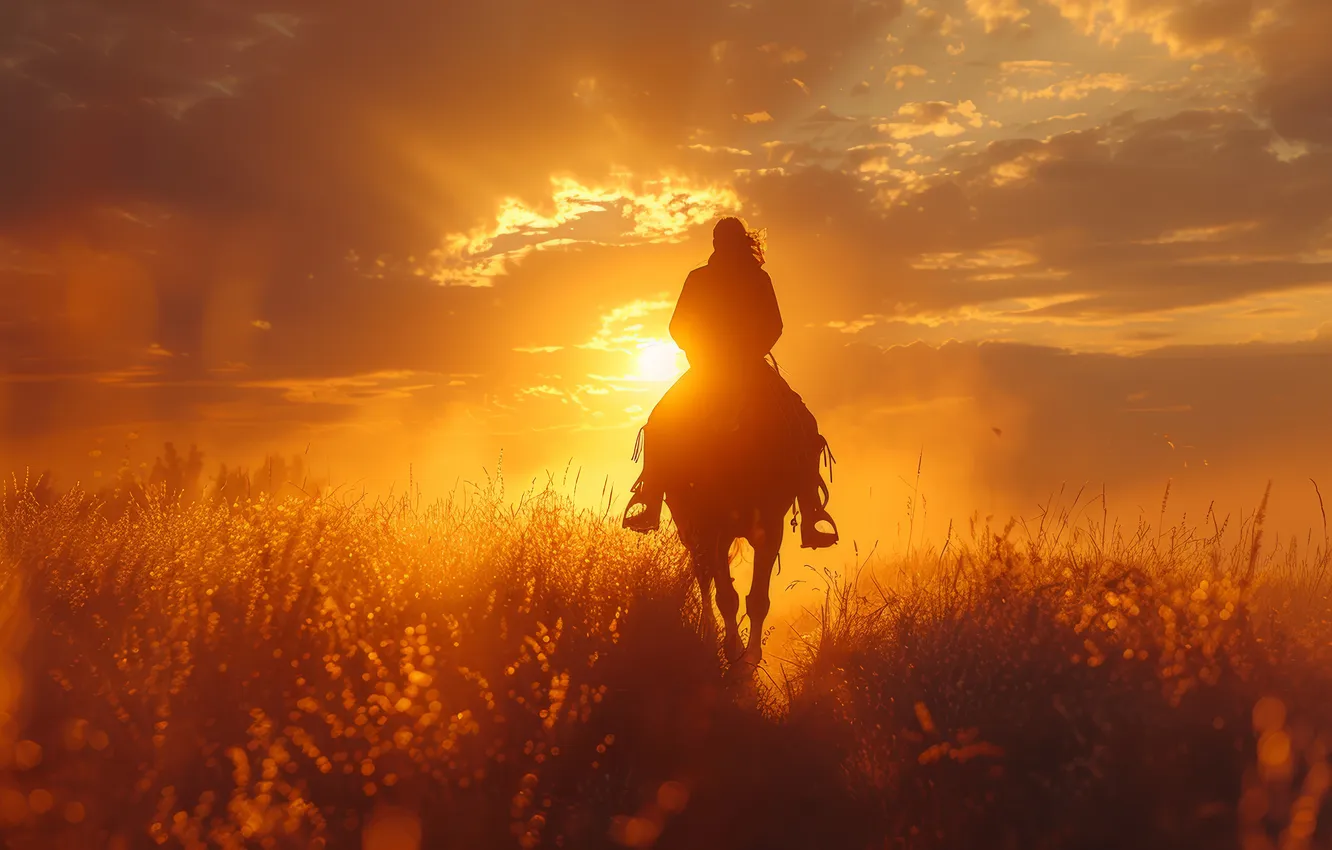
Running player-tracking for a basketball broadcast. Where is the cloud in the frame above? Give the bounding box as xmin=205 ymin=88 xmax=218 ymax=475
xmin=0 ymin=0 xmax=907 ymax=414
xmin=878 ymin=100 xmax=988 ymax=139
xmin=911 ymin=248 xmax=1041 ymax=270
xmin=807 ymin=105 xmax=857 ymax=123
xmin=912 ymin=6 xmax=964 ymax=37
xmin=998 ymin=72 xmax=1133 ymax=101
xmin=758 ymin=43 xmax=809 ymax=64
xmin=1253 ymin=0 xmax=1332 ymax=144
xmin=1042 ymin=0 xmax=1266 ymax=54
xmin=966 ymin=0 xmax=1031 ymax=32
xmin=0 ymin=0 xmax=906 ymax=247
xmin=427 ymin=174 xmax=741 ymax=285
xmin=886 ymin=64 xmax=929 ymax=90
xmin=998 ymin=60 xmax=1072 ymax=75
xmin=724 ymin=105 xmax=1332 ymax=341
xmin=1037 ymin=0 xmax=1332 ymax=143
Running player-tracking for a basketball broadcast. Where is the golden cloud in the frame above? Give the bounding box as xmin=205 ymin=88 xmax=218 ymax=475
xmin=966 ymin=0 xmax=1031 ymax=32
xmin=429 ymin=174 xmax=740 ymax=286
xmin=878 ymin=100 xmax=987 ymax=139
xmin=999 ymin=72 xmax=1133 ymax=101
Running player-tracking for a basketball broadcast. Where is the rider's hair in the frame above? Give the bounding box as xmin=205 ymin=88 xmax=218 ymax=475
xmin=712 ymin=216 xmax=766 ymax=266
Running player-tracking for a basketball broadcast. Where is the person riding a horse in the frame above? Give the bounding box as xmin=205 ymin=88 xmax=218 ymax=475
xmin=622 ymin=216 xmax=839 ymax=550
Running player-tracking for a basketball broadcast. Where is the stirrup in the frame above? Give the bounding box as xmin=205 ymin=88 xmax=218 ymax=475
xmin=621 ymin=488 xmax=661 ymax=533
xmin=800 ymin=512 xmax=839 ymax=549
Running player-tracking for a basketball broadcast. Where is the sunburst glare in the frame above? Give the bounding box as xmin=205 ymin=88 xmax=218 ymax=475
xmin=636 ymin=339 xmax=685 ymax=382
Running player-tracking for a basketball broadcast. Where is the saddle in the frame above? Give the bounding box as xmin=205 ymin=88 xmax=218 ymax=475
xmin=641 ymin=364 xmax=805 ymax=491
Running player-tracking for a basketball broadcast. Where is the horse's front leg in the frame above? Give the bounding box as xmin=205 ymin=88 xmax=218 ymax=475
xmin=705 ymin=540 xmax=742 ymax=664
xmin=684 ymin=529 xmax=735 ymax=660
xmin=694 ymin=560 xmax=717 ymax=645
xmin=741 ymin=526 xmax=783 ymax=668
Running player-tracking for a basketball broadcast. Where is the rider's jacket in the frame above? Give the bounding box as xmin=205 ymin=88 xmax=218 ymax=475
xmin=668 ymin=254 xmax=781 ymax=372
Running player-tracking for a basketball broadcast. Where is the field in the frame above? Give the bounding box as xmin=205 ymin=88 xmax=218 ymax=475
xmin=2 ymin=472 xmax=1332 ymax=850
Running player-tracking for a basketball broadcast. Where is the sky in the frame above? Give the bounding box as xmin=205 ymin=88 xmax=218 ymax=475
xmin=3 ymin=0 xmax=1331 ymax=554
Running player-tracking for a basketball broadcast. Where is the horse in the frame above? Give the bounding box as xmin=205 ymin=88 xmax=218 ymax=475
xmin=652 ymin=401 xmax=805 ymax=671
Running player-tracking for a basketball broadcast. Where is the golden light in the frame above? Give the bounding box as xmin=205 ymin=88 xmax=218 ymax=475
xmin=636 ymin=340 xmax=685 ymax=382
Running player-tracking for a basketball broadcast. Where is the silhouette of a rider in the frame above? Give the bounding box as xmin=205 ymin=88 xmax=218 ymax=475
xmin=622 ymin=217 xmax=839 ymax=549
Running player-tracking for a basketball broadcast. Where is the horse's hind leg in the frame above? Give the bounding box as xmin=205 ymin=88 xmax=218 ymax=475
xmin=742 ymin=538 xmax=780 ymax=668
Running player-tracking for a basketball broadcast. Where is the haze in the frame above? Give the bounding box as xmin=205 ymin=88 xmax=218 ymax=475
xmin=3 ymin=0 xmax=1331 ymax=555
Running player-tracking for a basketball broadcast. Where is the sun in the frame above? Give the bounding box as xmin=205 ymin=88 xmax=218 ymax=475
xmin=636 ymin=339 xmax=685 ymax=382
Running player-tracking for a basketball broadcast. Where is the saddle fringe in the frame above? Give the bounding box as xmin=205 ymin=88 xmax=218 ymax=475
xmin=820 ymin=435 xmax=836 ymax=482
xmin=791 ymin=435 xmax=836 ymax=534
xmin=630 ymin=425 xmax=645 ymax=464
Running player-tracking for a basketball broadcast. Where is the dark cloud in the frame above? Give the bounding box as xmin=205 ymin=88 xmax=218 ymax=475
xmin=0 ymin=0 xmax=905 ymax=238
xmin=1253 ymin=0 xmax=1332 ymax=145
xmin=0 ymin=0 xmax=905 ymax=429
xmin=1039 ymin=0 xmax=1332 ymax=145
xmin=726 ymin=108 xmax=1332 ymax=326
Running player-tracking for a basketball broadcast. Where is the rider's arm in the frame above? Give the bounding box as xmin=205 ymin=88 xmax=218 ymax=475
xmin=668 ymin=269 xmax=704 ymax=357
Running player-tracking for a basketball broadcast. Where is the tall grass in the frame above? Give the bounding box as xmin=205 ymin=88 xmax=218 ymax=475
xmin=1 ymin=476 xmax=1331 ymax=849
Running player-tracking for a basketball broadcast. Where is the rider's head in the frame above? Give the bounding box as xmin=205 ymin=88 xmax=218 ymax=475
xmin=712 ymin=217 xmax=765 ymax=266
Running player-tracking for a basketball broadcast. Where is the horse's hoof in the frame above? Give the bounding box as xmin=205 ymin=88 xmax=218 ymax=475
xmin=738 ymin=647 xmax=764 ymax=671
xmin=724 ymin=659 xmax=762 ymax=696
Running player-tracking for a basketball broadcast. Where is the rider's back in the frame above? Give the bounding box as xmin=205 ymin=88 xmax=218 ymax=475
xmin=669 ymin=257 xmax=782 ymax=372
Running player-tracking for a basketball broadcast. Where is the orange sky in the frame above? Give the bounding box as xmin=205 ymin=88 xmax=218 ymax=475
xmin=2 ymin=0 xmax=1331 ymax=555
